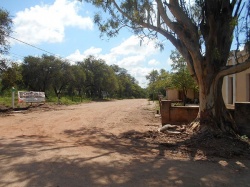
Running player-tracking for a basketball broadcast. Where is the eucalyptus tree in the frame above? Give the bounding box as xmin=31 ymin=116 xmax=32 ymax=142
xmin=170 ymin=50 xmax=198 ymax=105
xmin=85 ymin=0 xmax=250 ymax=134
xmin=1 ymin=62 xmax=22 ymax=91
xmin=155 ymin=69 xmax=171 ymax=95
xmin=146 ymin=69 xmax=159 ymax=99
xmin=50 ymin=59 xmax=74 ymax=102
xmin=111 ymin=65 xmax=128 ymax=98
xmin=146 ymin=69 xmax=171 ymax=99
xmin=69 ymin=64 xmax=86 ymax=100
xmin=22 ymin=56 xmax=45 ymax=92
xmin=111 ymin=64 xmax=146 ymax=98
xmin=0 ymin=8 xmax=12 ymax=74
xmin=146 ymin=69 xmax=159 ymax=85
xmin=0 ymin=8 xmax=12 ymax=55
xmin=79 ymin=56 xmax=118 ymax=98
xmin=22 ymin=55 xmax=58 ymax=96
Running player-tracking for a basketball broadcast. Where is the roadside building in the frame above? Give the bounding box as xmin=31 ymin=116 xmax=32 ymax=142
xmin=222 ymin=45 xmax=250 ymax=105
xmin=165 ymin=45 xmax=250 ymax=105
xmin=166 ymin=88 xmax=198 ymax=102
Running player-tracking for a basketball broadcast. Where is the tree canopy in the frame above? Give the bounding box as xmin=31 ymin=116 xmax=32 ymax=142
xmin=86 ymin=0 xmax=250 ymax=134
xmin=0 ymin=8 xmax=12 ymax=55
xmin=146 ymin=69 xmax=171 ymax=100
xmin=1 ymin=54 xmax=146 ymax=101
xmin=170 ymin=49 xmax=198 ymax=105
xmin=0 ymin=8 xmax=12 ymax=73
xmin=77 ymin=56 xmax=119 ymax=98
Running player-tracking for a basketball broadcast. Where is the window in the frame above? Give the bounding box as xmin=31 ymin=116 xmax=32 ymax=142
xmin=247 ymin=74 xmax=250 ymax=102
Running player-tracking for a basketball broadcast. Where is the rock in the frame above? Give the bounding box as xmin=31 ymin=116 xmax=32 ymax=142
xmin=158 ymin=124 xmax=178 ymax=132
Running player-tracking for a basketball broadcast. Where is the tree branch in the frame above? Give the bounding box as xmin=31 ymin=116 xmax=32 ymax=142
xmin=216 ymin=56 xmax=250 ymax=80
xmin=168 ymin=0 xmax=198 ymax=40
xmin=157 ymin=0 xmax=203 ymax=77
xmin=111 ymin=0 xmax=202 ymax=81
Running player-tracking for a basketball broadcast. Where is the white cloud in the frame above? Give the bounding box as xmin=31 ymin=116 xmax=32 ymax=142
xmin=111 ymin=35 xmax=158 ymax=56
xmin=117 ymin=55 xmax=145 ymax=67
xmin=148 ymin=59 xmax=160 ymax=66
xmin=66 ymin=47 xmax=118 ymax=65
xmin=83 ymin=47 xmax=102 ymax=56
xmin=129 ymin=67 xmax=154 ymax=78
xmin=66 ymin=49 xmax=84 ymax=62
xmin=66 ymin=35 xmax=161 ymax=87
xmin=13 ymin=0 xmax=93 ymax=44
xmin=239 ymin=45 xmax=244 ymax=51
xmin=129 ymin=67 xmax=158 ymax=88
xmin=100 ymin=53 xmax=117 ymax=65
xmin=167 ymin=57 xmax=173 ymax=65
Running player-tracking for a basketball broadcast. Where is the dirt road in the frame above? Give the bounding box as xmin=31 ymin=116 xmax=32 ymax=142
xmin=0 ymin=99 xmax=249 ymax=187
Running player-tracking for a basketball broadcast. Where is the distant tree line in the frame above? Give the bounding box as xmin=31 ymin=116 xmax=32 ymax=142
xmin=146 ymin=50 xmax=198 ymax=104
xmin=0 ymin=54 xmax=147 ymax=100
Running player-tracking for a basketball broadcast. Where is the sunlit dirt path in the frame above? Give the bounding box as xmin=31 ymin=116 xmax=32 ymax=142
xmin=0 ymin=99 xmax=249 ymax=187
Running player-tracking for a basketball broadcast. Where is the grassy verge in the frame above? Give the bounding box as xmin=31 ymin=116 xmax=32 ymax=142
xmin=0 ymin=96 xmax=13 ymax=107
xmin=0 ymin=95 xmax=91 ymax=108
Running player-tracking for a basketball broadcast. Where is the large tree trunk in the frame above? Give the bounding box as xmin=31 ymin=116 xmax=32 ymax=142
xmin=190 ymin=76 xmax=238 ymax=135
xmin=106 ymin=0 xmax=250 ymax=135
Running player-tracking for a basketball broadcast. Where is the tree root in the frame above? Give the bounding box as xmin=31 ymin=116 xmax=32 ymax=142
xmin=158 ymin=124 xmax=184 ymax=134
xmin=188 ymin=118 xmax=238 ymax=138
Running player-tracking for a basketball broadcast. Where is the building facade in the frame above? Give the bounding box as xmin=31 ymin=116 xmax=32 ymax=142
xmin=222 ymin=46 xmax=250 ymax=105
xmin=166 ymin=88 xmax=198 ymax=102
xmin=166 ymin=45 xmax=250 ymax=105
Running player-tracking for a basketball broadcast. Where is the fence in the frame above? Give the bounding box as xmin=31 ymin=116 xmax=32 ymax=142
xmin=159 ymin=100 xmax=250 ymax=136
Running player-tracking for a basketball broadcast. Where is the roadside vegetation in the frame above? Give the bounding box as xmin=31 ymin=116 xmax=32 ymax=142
xmin=146 ymin=49 xmax=198 ymax=105
xmin=87 ymin=0 xmax=250 ymax=135
xmin=0 ymin=55 xmax=147 ymax=107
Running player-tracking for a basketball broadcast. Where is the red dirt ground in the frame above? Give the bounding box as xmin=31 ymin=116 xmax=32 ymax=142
xmin=0 ymin=99 xmax=249 ymax=187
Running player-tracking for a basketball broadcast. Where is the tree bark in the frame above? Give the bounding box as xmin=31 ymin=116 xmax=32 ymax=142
xmin=190 ymin=75 xmax=237 ymax=135
xmin=103 ymin=0 xmax=250 ymax=135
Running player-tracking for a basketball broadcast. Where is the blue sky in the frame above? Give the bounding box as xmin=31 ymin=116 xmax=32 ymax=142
xmin=0 ymin=0 xmax=175 ymax=88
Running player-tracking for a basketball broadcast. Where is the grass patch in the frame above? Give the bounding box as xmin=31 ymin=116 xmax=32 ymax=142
xmin=0 ymin=95 xmax=91 ymax=108
xmin=45 ymin=96 xmax=92 ymax=105
xmin=0 ymin=96 xmax=13 ymax=107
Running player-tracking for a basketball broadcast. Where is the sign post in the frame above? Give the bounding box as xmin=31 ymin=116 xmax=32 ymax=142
xmin=11 ymin=87 xmax=15 ymax=109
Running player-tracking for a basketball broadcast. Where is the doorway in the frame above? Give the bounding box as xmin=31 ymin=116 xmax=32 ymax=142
xmin=247 ymin=74 xmax=250 ymax=102
xmin=228 ymin=77 xmax=234 ymax=104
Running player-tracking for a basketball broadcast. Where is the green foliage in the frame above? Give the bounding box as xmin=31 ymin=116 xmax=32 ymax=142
xmin=22 ymin=55 xmax=55 ymax=93
xmin=169 ymin=49 xmax=198 ymax=104
xmin=78 ymin=56 xmax=119 ymax=98
xmin=146 ymin=69 xmax=171 ymax=100
xmin=46 ymin=96 xmax=90 ymax=105
xmin=1 ymin=62 xmax=23 ymax=91
xmin=0 ymin=8 xmax=12 ymax=55
xmin=87 ymin=0 xmax=156 ymax=39
xmin=0 ymin=91 xmax=26 ymax=108
xmin=145 ymin=50 xmax=198 ymax=102
xmin=0 ymin=95 xmax=12 ymax=106
xmin=170 ymin=50 xmax=187 ymax=71
xmin=68 ymin=64 xmax=86 ymax=99
xmin=111 ymin=64 xmax=146 ymax=98
xmin=0 ymin=8 xmax=12 ymax=75
xmin=146 ymin=70 xmax=159 ymax=84
xmin=50 ymin=59 xmax=74 ymax=101
xmin=0 ymin=54 xmax=145 ymax=101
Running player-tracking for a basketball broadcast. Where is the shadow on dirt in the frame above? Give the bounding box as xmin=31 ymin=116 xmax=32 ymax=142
xmin=0 ymin=127 xmax=250 ymax=187
xmin=0 ymin=103 xmax=66 ymax=116
xmin=121 ymin=130 xmax=250 ymax=160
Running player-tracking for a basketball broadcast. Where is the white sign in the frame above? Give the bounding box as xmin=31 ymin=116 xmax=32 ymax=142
xmin=18 ymin=91 xmax=45 ymax=103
